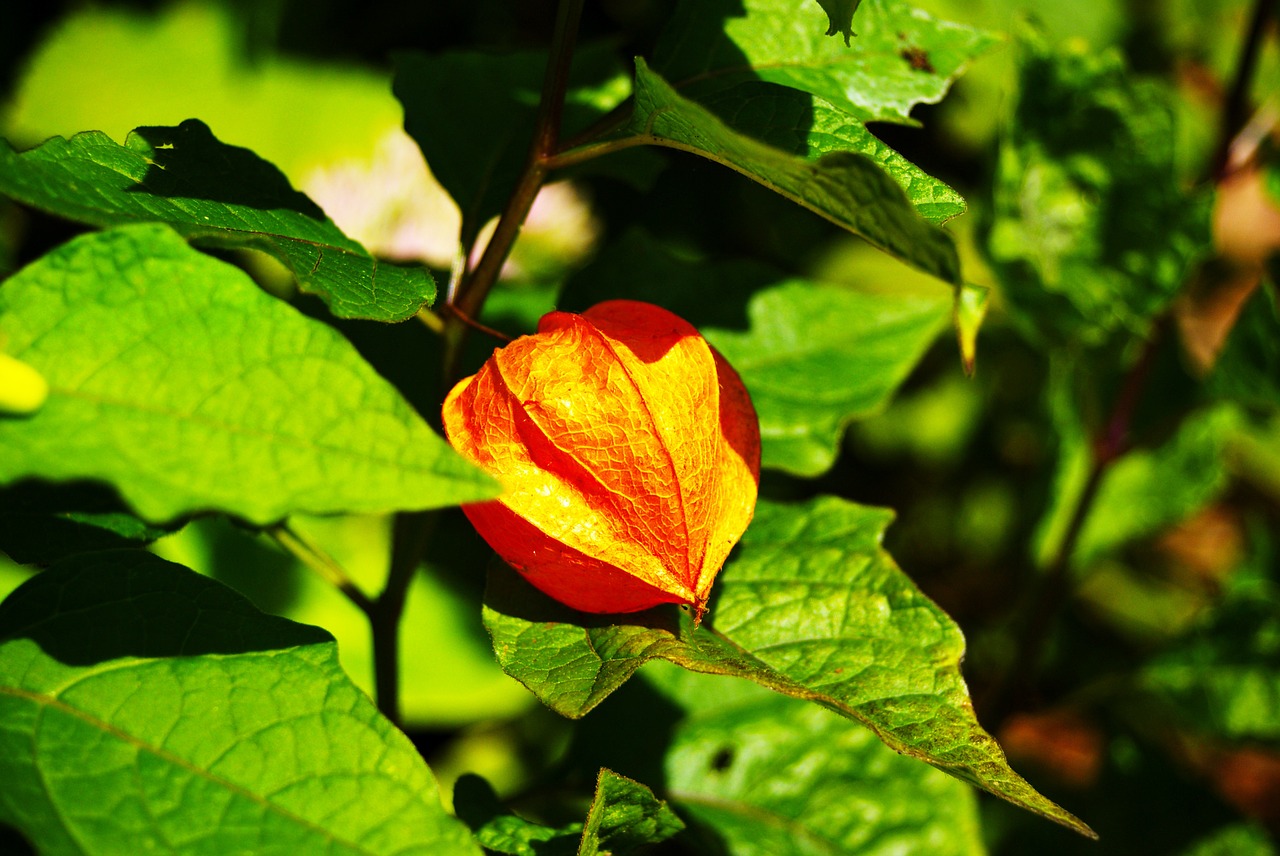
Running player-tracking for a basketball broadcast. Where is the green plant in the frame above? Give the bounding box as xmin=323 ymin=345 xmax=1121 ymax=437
xmin=1 ymin=1 xmax=1277 ymax=854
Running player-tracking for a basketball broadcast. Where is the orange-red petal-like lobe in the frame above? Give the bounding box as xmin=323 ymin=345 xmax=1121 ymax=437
xmin=442 ymin=300 xmax=760 ymax=615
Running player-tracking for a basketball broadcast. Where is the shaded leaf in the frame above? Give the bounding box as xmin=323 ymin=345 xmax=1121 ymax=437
xmin=954 ymin=283 xmax=990 ymax=375
xmin=454 ymin=774 xmax=579 ymax=856
xmin=709 ymin=283 xmax=949 ymax=476
xmin=618 ymin=59 xmax=961 ymax=285
xmin=643 ymin=0 xmax=993 ymax=222
xmin=452 ymin=768 xmax=682 ymax=856
xmin=483 ymin=496 xmax=1093 ymax=837
xmin=0 ymin=224 xmax=498 ymax=524
xmin=561 ymin=231 xmax=950 ymax=476
xmin=815 ymin=0 xmax=863 ymax=45
xmin=1181 ymin=823 xmax=1278 ymax=856
xmin=0 ymin=120 xmax=432 ymax=321
xmin=393 ymin=44 xmax=631 ymax=242
xmin=1137 ymin=586 xmax=1280 ymax=743
xmin=644 ymin=663 xmax=984 ymax=856
xmin=0 ymin=550 xmax=479 ymax=855
xmin=986 ymin=32 xmax=1209 ymax=346
xmin=1038 ymin=402 xmax=1241 ymax=571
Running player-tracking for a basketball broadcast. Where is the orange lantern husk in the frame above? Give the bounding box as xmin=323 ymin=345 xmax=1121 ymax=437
xmin=442 ymin=300 xmax=760 ymax=622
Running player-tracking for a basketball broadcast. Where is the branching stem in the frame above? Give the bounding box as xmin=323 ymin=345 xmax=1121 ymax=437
xmin=442 ymin=0 xmax=585 ymax=383
xmin=270 ymin=523 xmax=374 ymax=615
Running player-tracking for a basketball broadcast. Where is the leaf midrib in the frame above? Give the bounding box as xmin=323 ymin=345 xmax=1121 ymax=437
xmin=0 ymin=683 xmax=381 ymax=856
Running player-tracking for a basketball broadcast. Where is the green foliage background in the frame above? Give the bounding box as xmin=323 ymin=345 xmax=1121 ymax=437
xmin=1 ymin=0 xmax=1278 ymax=854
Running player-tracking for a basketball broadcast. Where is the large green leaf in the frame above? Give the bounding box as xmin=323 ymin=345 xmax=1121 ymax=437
xmin=644 ymin=663 xmax=984 ymax=856
xmin=654 ymin=0 xmax=995 ymax=126
xmin=986 ymin=32 xmax=1209 ymax=346
xmin=483 ymin=496 xmax=1093 ymax=837
xmin=639 ymin=0 xmax=995 ymax=223
xmin=0 ymin=224 xmax=498 ymax=524
xmin=0 ymin=550 xmax=479 ymax=855
xmin=0 ymin=120 xmax=433 ymax=321
xmin=696 ymin=81 xmax=966 ymax=223
xmin=616 ymin=59 xmax=961 ymax=285
xmin=710 ymin=283 xmax=949 ymax=475
xmin=560 ymin=231 xmax=950 ymax=476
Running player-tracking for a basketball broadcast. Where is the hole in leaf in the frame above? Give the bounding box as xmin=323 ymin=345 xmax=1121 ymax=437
xmin=710 ymin=747 xmax=735 ymax=772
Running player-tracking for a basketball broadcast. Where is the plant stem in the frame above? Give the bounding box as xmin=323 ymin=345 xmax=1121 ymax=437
xmin=442 ymin=0 xmax=585 ymax=382
xmin=1214 ymin=0 xmax=1275 ymax=176
xmin=373 ymin=510 xmax=440 ymax=727
xmin=984 ymin=326 xmax=1164 ymax=727
xmin=270 ymin=523 xmax=375 ymax=615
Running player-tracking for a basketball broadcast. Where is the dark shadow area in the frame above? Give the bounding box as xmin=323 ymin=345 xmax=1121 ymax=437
xmin=200 ymin=517 xmax=305 ymax=620
xmin=0 ymin=549 xmax=330 ymax=665
xmin=0 ymin=479 xmax=180 ymax=566
xmin=0 ymin=823 xmax=36 ymax=855
xmin=127 ymin=119 xmax=326 ymax=218
xmin=484 ymin=560 xmax=683 ymax=637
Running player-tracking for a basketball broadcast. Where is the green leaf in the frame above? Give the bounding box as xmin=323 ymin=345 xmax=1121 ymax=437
xmin=452 ymin=768 xmax=681 ymax=856
xmin=562 ymin=231 xmax=950 ymax=476
xmin=710 ymin=283 xmax=949 ymax=476
xmin=1 ymin=2 xmax=405 ymax=182
xmin=0 ymin=504 xmax=175 ymax=567
xmin=986 ymin=32 xmax=1209 ymax=347
xmin=1136 ymin=586 xmax=1280 ymax=743
xmin=640 ymin=0 xmax=993 ymax=223
xmin=0 ymin=352 xmax=47 ymax=415
xmin=619 ymin=59 xmax=962 ymax=285
xmin=953 ymin=283 xmax=990 ymax=376
xmin=0 ymin=120 xmax=433 ymax=321
xmin=454 ymin=774 xmax=579 ymax=856
xmin=1181 ymin=823 xmax=1278 ymax=856
xmin=695 ymin=82 xmax=966 ymax=223
xmin=644 ymin=663 xmax=985 ymax=856
xmin=1038 ymin=402 xmax=1241 ymax=571
xmin=0 ymin=224 xmax=499 ymax=524
xmin=0 ymin=550 xmax=480 ymax=855
xmin=483 ymin=496 xmax=1094 ymax=837
xmin=578 ymin=769 xmax=684 ymax=856
xmin=393 ymin=44 xmax=630 ymax=242
xmin=815 ymin=0 xmax=863 ymax=45
xmin=654 ymin=0 xmax=996 ymax=126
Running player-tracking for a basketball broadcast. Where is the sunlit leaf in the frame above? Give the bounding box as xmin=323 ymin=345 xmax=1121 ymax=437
xmin=618 ymin=59 xmax=962 ymax=285
xmin=0 ymin=550 xmax=480 ymax=855
xmin=0 ymin=224 xmax=498 ymax=524
xmin=644 ymin=663 xmax=985 ymax=856
xmin=484 ymin=496 xmax=1093 ymax=837
xmin=0 ymin=121 xmax=433 ymax=321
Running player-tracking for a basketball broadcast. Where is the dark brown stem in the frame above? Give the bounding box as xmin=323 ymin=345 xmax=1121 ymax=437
xmin=373 ymin=510 xmax=439 ymax=727
xmin=443 ymin=0 xmax=585 ymax=383
xmin=1214 ymin=0 xmax=1275 ymax=176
